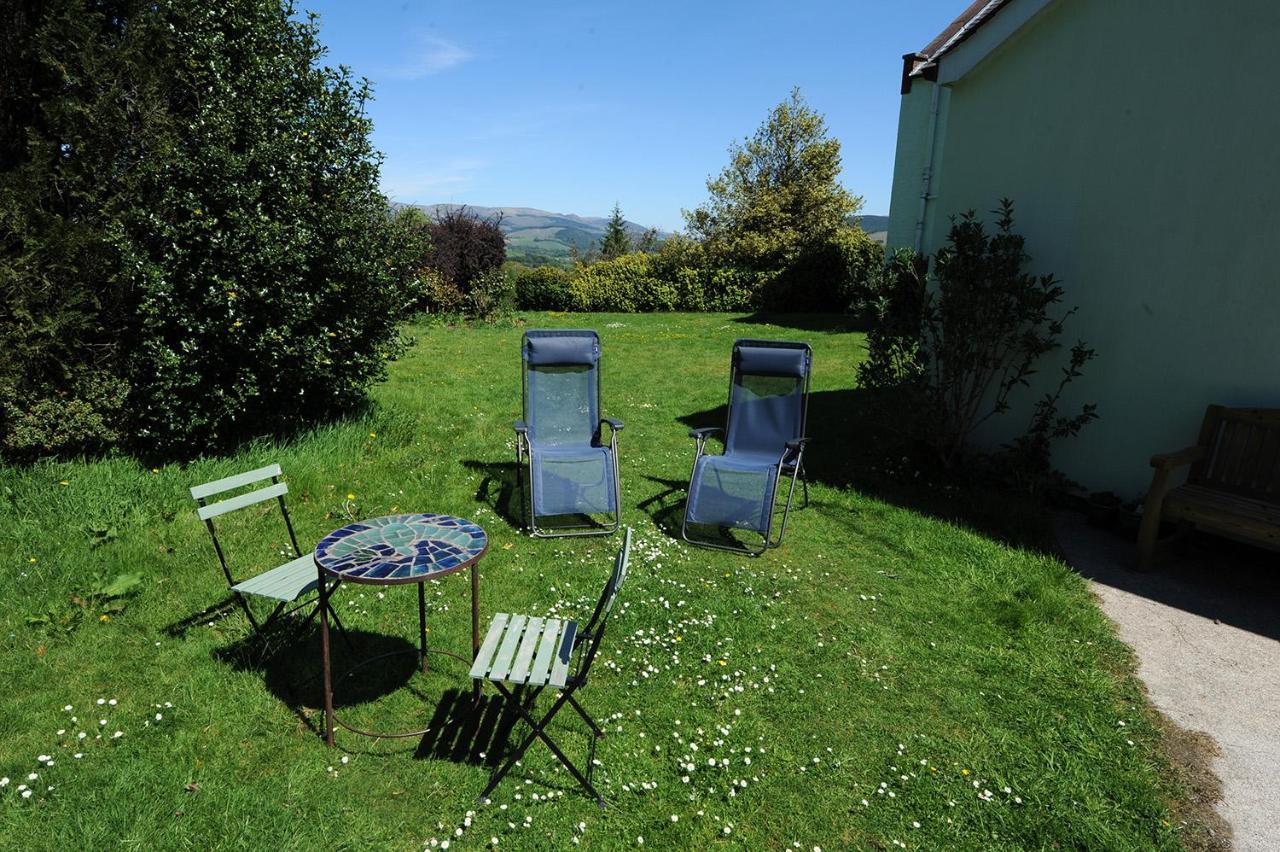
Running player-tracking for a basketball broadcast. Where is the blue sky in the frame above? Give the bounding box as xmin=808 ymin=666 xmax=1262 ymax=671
xmin=303 ymin=1 xmax=962 ymax=231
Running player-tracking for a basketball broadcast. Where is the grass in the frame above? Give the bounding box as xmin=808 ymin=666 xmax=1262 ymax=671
xmin=0 ymin=312 xmax=1190 ymax=849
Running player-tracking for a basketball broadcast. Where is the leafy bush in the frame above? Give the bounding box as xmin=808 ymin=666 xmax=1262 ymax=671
xmin=757 ymin=227 xmax=884 ymax=312
xmin=464 ymin=268 xmax=516 ymax=320
xmin=859 ymin=201 xmax=1096 ymax=486
xmin=1 ymin=0 xmax=420 ymax=458
xmin=569 ymin=253 xmax=679 ymax=312
xmin=515 ymin=265 xmax=575 ymax=310
xmin=423 ymin=207 xmax=506 ymax=292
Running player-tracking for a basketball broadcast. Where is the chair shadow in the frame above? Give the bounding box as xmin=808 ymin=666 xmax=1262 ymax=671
xmin=636 ymin=475 xmax=687 ymax=537
xmin=213 ymin=627 xmax=421 ymax=737
xmin=162 ymin=596 xmax=243 ymax=638
xmin=675 ymin=388 xmax=1053 ymax=552
xmin=460 ymin=459 xmax=523 ymax=528
xmin=412 ymin=687 xmax=526 ymax=767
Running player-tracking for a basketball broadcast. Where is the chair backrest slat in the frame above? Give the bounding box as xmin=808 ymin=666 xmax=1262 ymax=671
xmin=196 ymin=481 xmax=289 ymax=521
xmin=724 ymin=340 xmax=811 ymax=459
xmin=522 ymin=329 xmax=601 ymax=447
xmin=190 ymin=463 xmax=283 ymax=500
xmin=1188 ymin=406 xmax=1280 ymax=499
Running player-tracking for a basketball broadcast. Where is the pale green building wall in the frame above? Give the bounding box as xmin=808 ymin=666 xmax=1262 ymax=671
xmin=886 ymin=0 xmax=1280 ymax=499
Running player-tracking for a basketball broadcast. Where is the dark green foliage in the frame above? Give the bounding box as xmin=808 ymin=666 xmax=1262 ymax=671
xmin=859 ymin=201 xmax=1097 ymax=487
xmin=599 ymin=203 xmax=632 ymax=260
xmin=757 ymin=226 xmax=883 ymax=312
xmin=0 ymin=0 xmax=416 ymax=458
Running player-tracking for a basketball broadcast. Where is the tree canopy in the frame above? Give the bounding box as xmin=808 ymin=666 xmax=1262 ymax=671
xmin=599 ymin=203 xmax=632 ymax=260
xmin=0 ymin=0 xmax=418 ymax=457
xmin=684 ymin=88 xmax=863 ymax=271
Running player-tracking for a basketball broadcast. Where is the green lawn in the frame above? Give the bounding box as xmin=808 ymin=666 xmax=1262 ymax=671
xmin=0 ymin=313 xmax=1188 ymax=849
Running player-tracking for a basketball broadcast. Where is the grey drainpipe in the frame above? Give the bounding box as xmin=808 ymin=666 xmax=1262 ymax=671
xmin=912 ymin=77 xmax=942 ymax=255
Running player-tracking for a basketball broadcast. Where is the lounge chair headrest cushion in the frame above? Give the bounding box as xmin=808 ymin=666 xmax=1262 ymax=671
xmin=526 ymin=333 xmax=600 ymax=366
xmin=735 ymin=345 xmax=808 ymax=378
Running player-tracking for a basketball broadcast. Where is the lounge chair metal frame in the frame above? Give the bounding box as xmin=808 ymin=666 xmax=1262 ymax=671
xmin=682 ymin=339 xmax=812 ymax=556
xmin=515 ymin=329 xmax=623 ymax=538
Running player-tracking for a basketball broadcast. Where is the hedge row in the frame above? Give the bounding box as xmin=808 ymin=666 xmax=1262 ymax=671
xmin=514 ymin=227 xmax=882 ymax=314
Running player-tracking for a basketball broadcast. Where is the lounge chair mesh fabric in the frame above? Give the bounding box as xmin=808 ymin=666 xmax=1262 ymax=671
xmin=686 ymin=346 xmax=808 ymax=534
xmin=524 ymin=331 xmax=617 ymax=517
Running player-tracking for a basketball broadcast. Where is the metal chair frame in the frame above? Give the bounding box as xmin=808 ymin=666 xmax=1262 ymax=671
xmin=515 ymin=330 xmax=623 ymax=538
xmin=682 ymin=340 xmax=812 ymax=556
xmin=474 ymin=529 xmax=632 ymax=806
xmin=191 ymin=464 xmax=348 ymax=644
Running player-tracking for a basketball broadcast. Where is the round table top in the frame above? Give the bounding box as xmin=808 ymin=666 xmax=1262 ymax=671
xmin=313 ymin=513 xmax=488 ymax=585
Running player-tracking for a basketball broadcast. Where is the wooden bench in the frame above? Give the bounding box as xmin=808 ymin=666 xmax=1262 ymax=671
xmin=1137 ymin=405 xmax=1280 ymax=569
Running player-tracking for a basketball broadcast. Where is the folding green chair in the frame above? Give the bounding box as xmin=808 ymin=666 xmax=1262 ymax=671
xmin=190 ymin=463 xmax=346 ymax=642
xmin=471 ymin=528 xmax=633 ymax=806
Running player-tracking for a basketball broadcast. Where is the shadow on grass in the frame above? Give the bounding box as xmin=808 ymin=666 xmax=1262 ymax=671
xmin=213 ymin=627 xmax=421 ymax=737
xmin=461 ymin=459 xmax=523 ymax=529
xmin=729 ymin=313 xmax=871 ymax=334
xmin=413 ymin=687 xmax=525 ymax=767
xmin=673 ymin=388 xmax=1053 ymax=552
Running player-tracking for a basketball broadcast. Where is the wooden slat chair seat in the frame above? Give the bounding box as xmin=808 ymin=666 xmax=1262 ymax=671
xmin=232 ymin=554 xmax=322 ymax=602
xmin=1162 ymin=486 xmax=1280 ymax=547
xmin=1138 ymin=405 xmax=1280 ymax=568
xmin=474 ymin=528 xmax=632 ymax=807
xmin=470 ymin=615 xmax=579 ymax=689
xmin=190 ymin=464 xmax=347 ymax=642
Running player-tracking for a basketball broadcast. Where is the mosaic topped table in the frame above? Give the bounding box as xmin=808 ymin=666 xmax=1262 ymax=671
xmin=313 ymin=513 xmax=489 ymax=746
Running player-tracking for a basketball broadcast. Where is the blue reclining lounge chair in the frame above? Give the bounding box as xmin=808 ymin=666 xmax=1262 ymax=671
xmin=515 ymin=329 xmax=622 ymax=537
xmin=683 ymin=339 xmax=811 ymax=554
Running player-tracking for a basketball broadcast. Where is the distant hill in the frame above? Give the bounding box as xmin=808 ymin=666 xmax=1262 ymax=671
xmin=397 ymin=203 xmax=668 ymax=267
xmin=854 ymin=214 xmax=889 ymax=246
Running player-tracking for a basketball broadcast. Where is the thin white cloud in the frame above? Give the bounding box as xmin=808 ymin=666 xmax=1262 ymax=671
xmin=390 ymin=36 xmax=472 ymax=79
xmin=382 ymin=158 xmax=486 ymax=200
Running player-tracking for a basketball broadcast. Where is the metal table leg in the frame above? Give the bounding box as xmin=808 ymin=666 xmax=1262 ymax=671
xmin=320 ymin=572 xmax=335 ymax=747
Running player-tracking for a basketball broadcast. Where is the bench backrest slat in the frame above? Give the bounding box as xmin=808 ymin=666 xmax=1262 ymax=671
xmin=1189 ymin=406 xmax=1280 ymax=499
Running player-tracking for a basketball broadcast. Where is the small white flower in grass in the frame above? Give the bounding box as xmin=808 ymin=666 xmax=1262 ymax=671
xmin=0 ymin=777 xmax=8 ymax=787
xmin=636 ymin=837 xmax=644 ymax=846
xmin=96 ymin=699 xmax=105 ymax=705
xmin=74 ymin=754 xmax=83 ymax=759
xmin=340 ymin=756 xmax=349 ymax=764
xmin=723 ymin=826 xmax=732 ymax=836
xmin=37 ymin=755 xmax=51 ymax=763
xmin=108 ymin=699 xmax=117 ymax=706
xmin=64 ymin=705 xmax=72 ymax=711
xmin=21 ymin=789 xmax=32 ymax=799
xmin=491 ymin=839 xmax=498 ymax=847
xmin=112 ymin=731 xmax=123 ymax=739
xmin=56 ymin=729 xmax=65 ymax=736
xmin=77 ymin=732 xmax=86 ymax=740
xmin=156 ymin=713 xmax=163 ymax=721
xmin=912 ymin=821 xmax=920 ymax=829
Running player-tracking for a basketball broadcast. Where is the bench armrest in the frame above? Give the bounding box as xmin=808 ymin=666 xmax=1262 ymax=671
xmin=1150 ymin=445 xmax=1206 ymax=470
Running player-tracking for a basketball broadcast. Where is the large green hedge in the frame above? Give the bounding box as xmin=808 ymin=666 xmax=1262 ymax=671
xmin=0 ymin=0 xmax=422 ymax=459
xmin=514 ymin=227 xmax=880 ymax=314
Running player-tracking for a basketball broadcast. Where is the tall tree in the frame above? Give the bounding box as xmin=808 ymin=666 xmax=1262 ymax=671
xmin=0 ymin=0 xmax=418 ymax=456
xmin=684 ymin=88 xmax=862 ymax=271
xmin=599 ymin=202 xmax=632 ymax=260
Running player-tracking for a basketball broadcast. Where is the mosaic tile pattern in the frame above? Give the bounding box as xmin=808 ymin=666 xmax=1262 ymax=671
xmin=314 ymin=514 xmax=488 ymax=584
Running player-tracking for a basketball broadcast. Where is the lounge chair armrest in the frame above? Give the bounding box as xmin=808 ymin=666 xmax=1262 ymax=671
xmin=784 ymin=437 xmax=809 ymax=452
xmin=1149 ymin=445 xmax=1205 ymax=469
xmin=514 ymin=419 xmax=527 ymax=434
xmin=688 ymin=427 xmax=723 ymax=440
xmin=601 ymin=417 xmax=624 ymax=432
